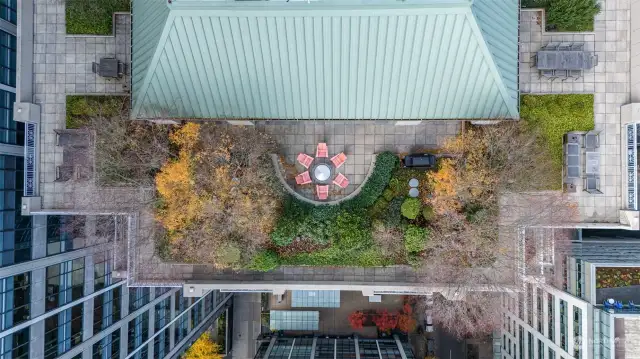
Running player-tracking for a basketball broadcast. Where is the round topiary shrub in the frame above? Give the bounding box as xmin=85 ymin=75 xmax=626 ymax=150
xmin=401 ymin=198 xmax=421 ymax=219
xmin=403 ymin=225 xmax=429 ymax=253
xmin=422 ymin=206 xmax=435 ymax=222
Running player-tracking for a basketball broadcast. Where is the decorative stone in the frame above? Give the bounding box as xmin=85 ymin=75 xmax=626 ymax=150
xmin=409 ymin=188 xmax=419 ymax=198
xmin=409 ymin=178 xmax=419 ymax=188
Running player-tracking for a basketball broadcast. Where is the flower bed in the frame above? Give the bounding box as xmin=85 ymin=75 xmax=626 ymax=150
xmin=596 ymin=267 xmax=640 ymax=288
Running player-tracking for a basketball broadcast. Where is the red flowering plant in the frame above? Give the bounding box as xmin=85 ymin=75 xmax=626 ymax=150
xmin=348 ymin=311 xmax=366 ymax=329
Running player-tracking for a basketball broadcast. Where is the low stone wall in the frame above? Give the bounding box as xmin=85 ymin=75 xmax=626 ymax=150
xmin=271 ymin=153 xmax=378 ymax=206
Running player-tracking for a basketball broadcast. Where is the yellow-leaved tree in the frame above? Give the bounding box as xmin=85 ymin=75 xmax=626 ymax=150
xmin=182 ymin=332 xmax=223 ymax=359
xmin=154 ymin=123 xmax=282 ymax=268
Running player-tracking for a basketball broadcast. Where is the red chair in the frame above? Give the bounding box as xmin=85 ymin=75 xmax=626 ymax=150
xmin=297 ymin=153 xmax=314 ymax=169
xmin=333 ymin=173 xmax=350 ymax=189
xmin=295 ymin=171 xmax=312 ymax=185
xmin=330 ymin=152 xmax=347 ymax=169
xmin=316 ymin=185 xmax=329 ymax=200
xmin=316 ymin=143 xmax=328 ymax=158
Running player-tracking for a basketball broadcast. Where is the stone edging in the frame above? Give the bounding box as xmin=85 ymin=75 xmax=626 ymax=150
xmin=271 ymin=153 xmax=378 ymax=206
xmin=65 ymin=11 xmax=131 ymax=38
xmin=521 ymin=8 xmax=596 ymax=36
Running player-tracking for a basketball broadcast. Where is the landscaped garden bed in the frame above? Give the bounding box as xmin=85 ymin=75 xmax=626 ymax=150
xmin=520 ymin=94 xmax=594 ymax=189
xmin=521 ymin=0 xmax=600 ymax=32
xmin=596 ymin=267 xmax=640 ymax=288
xmin=66 ymin=95 xmax=126 ymax=129
xmin=66 ymin=0 xmax=130 ymax=35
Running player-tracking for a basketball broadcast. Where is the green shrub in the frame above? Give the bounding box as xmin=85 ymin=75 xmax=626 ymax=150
xmin=247 ymin=251 xmax=280 ymax=271
xmin=422 ymin=206 xmax=435 ymax=222
xmin=356 ymin=248 xmax=392 ymax=267
xmin=66 ymin=95 xmax=125 ymax=129
xmin=298 ymin=217 xmax=333 ymax=245
xmin=334 ymin=211 xmax=371 ymax=249
xmin=279 ymin=247 xmax=390 ymax=267
xmin=370 ymin=198 xmax=389 ymax=217
xmin=382 ymin=197 xmax=405 ymax=229
xmin=404 ymin=225 xmax=429 ymax=253
xmin=388 ymin=178 xmax=402 ymax=196
xmin=66 ymin=0 xmax=131 ymax=35
xmin=270 ymin=216 xmax=300 ymax=247
xmin=382 ymin=188 xmax=395 ymax=201
xmin=546 ymin=0 xmax=599 ymax=32
xmin=401 ymin=198 xmax=421 ymax=219
xmin=342 ymin=152 xmax=398 ymax=210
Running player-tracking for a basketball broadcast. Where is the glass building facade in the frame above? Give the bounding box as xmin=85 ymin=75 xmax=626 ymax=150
xmin=254 ymin=336 xmax=416 ymax=359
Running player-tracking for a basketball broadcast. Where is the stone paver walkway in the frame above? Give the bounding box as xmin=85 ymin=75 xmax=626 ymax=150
xmin=258 ymin=121 xmax=460 ymax=201
xmin=519 ymin=1 xmax=629 ymax=223
xmin=33 ymin=0 xmax=131 ymax=209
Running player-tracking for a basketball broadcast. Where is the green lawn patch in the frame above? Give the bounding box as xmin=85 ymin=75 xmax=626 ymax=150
xmin=66 ymin=0 xmax=130 ymax=35
xmin=520 ymin=94 xmax=594 ymax=188
xmin=66 ymin=95 xmax=127 ymax=129
xmin=521 ymin=0 xmax=599 ymax=32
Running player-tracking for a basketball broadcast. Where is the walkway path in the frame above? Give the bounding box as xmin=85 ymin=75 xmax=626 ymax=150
xmin=519 ymin=1 xmax=629 ymax=223
xmin=33 ymin=0 xmax=130 ymax=209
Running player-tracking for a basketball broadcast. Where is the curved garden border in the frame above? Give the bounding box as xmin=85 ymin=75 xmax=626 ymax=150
xmin=271 ymin=153 xmax=378 ymax=206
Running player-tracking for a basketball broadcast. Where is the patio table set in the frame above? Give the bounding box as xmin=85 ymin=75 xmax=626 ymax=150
xmin=533 ymin=42 xmax=598 ymax=81
xmin=295 ymin=143 xmax=349 ymax=200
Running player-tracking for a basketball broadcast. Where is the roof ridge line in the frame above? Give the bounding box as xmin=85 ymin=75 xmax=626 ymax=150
xmin=132 ymin=12 xmax=176 ymax=119
xmin=464 ymin=10 xmax=519 ymax=118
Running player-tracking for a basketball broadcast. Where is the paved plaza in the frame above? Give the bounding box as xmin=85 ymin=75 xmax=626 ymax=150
xmin=33 ymin=0 xmax=130 ymax=209
xmin=258 ymin=121 xmax=460 ymax=201
xmin=519 ymin=1 xmax=632 ymax=223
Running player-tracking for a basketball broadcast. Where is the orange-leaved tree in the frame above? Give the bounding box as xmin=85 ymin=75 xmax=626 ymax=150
xmin=182 ymin=332 xmax=223 ymax=359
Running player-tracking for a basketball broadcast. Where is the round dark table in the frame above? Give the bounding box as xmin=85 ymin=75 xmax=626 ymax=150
xmin=310 ymin=158 xmax=334 ymax=184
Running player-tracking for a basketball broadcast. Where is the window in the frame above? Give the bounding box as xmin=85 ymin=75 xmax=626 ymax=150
xmin=174 ymin=311 xmax=188 ymax=344
xmin=175 ymin=290 xmax=189 ymax=315
xmin=127 ymin=312 xmax=149 ymax=354
xmin=0 ymin=155 xmax=31 ymax=267
xmin=548 ymin=294 xmax=555 ymax=341
xmin=93 ymin=286 xmax=122 ymax=334
xmin=155 ymin=297 xmax=171 ymax=330
xmin=129 ymin=287 xmax=150 ymax=312
xmin=0 ymin=31 xmax=15 ymax=87
xmin=94 ymin=251 xmax=117 ymax=291
xmin=0 ymin=327 xmax=28 ymax=359
xmin=191 ymin=301 xmax=202 ymax=328
xmin=154 ymin=287 xmax=170 ymax=297
xmin=46 ymin=216 xmax=85 ymax=256
xmin=0 ymin=0 xmax=16 ymax=24
xmin=0 ymin=273 xmax=29 ymax=330
xmin=560 ymin=300 xmax=568 ymax=350
xmin=154 ymin=329 xmax=170 ymax=358
xmin=93 ymin=330 xmax=120 ymax=359
xmin=204 ymin=291 xmax=213 ymax=315
xmin=548 ymin=348 xmax=555 ymax=359
xmin=44 ymin=304 xmax=83 ymax=359
xmin=0 ymin=91 xmax=23 ymax=145
xmin=45 ymin=258 xmax=85 ymax=311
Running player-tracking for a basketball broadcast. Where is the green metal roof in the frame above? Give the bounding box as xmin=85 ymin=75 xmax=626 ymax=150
xmin=131 ymin=0 xmax=519 ymax=120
